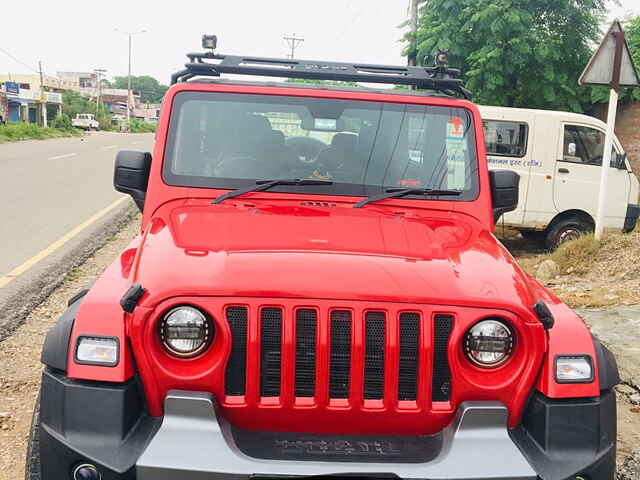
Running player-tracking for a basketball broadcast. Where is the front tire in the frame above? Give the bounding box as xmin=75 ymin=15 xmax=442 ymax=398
xmin=545 ymin=217 xmax=592 ymax=250
xmin=25 ymin=393 xmax=41 ymax=480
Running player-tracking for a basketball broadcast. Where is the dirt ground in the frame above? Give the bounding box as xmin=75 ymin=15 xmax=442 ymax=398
xmin=0 ymin=218 xmax=139 ymax=480
xmin=0 ymin=220 xmax=639 ymax=478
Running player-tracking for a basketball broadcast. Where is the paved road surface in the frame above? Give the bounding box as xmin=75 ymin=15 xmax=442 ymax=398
xmin=0 ymin=132 xmax=154 ymax=278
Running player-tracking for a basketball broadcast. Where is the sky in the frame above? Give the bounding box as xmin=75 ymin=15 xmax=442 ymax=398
xmin=0 ymin=0 xmax=639 ymax=86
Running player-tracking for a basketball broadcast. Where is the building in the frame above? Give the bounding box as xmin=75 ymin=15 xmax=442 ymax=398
xmin=133 ymin=104 xmax=161 ymax=123
xmin=0 ymin=80 xmax=62 ymax=125
xmin=56 ymin=71 xmax=97 ymax=89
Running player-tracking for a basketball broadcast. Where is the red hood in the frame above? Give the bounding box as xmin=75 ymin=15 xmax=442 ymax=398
xmin=132 ymin=199 xmax=535 ymax=313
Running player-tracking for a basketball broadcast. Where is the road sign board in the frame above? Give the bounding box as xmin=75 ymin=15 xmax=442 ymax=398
xmin=579 ymin=20 xmax=640 ymax=88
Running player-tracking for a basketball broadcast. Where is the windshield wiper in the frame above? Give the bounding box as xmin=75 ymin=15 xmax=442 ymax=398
xmin=354 ymin=187 xmax=462 ymax=208
xmin=212 ymin=179 xmax=334 ymax=205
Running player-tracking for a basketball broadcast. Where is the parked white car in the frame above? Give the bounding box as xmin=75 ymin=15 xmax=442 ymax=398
xmin=72 ymin=113 xmax=99 ymax=131
xmin=479 ymin=106 xmax=640 ymax=248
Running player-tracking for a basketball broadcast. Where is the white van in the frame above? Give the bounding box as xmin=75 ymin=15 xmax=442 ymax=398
xmin=479 ymin=106 xmax=640 ymax=248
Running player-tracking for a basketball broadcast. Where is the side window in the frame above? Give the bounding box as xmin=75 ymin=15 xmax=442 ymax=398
xmin=562 ymin=125 xmax=616 ymax=166
xmin=483 ymin=120 xmax=528 ymax=157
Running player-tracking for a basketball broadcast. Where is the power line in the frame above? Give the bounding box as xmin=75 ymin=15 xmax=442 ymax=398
xmin=0 ymin=46 xmax=39 ymax=74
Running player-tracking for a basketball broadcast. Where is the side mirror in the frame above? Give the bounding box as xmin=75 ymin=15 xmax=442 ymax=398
xmin=114 ymin=151 xmax=152 ymax=211
xmin=612 ymin=152 xmax=627 ymax=170
xmin=489 ymin=170 xmax=520 ymax=223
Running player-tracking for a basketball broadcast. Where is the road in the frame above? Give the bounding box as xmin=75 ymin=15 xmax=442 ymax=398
xmin=0 ymin=132 xmax=154 ymax=281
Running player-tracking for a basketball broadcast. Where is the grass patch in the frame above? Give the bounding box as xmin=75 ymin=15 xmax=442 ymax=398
xmin=129 ymin=119 xmax=156 ymax=133
xmin=0 ymin=123 xmax=80 ymax=143
xmin=551 ymin=233 xmax=602 ymax=274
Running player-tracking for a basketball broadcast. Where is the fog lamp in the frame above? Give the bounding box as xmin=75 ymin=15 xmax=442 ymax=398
xmin=556 ymin=356 xmax=593 ymax=383
xmin=160 ymin=306 xmax=212 ymax=358
xmin=464 ymin=319 xmax=514 ymax=367
xmin=75 ymin=336 xmax=119 ymax=366
xmin=73 ymin=463 xmax=100 ymax=480
xmin=202 ymin=34 xmax=217 ymax=51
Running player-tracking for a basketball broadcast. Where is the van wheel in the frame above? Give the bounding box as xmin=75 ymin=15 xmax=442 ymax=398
xmin=545 ymin=218 xmax=592 ymax=250
xmin=25 ymin=394 xmax=41 ymax=480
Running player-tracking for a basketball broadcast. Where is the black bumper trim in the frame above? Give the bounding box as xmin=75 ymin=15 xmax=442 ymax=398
xmin=510 ymin=390 xmax=617 ymax=480
xmin=39 ymin=369 xmax=161 ymax=479
xmin=623 ymin=203 xmax=640 ymax=233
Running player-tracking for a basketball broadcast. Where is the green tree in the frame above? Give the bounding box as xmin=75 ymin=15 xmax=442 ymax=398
xmin=112 ymin=75 xmax=168 ymax=104
xmin=61 ymin=90 xmax=112 ymax=130
xmin=404 ymin=0 xmax=607 ymax=112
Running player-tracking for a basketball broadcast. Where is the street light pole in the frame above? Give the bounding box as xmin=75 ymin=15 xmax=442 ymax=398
xmin=115 ymin=28 xmax=147 ymax=131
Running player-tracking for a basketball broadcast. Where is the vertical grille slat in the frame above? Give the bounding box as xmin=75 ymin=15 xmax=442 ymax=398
xmin=295 ymin=309 xmax=317 ymax=398
xmin=260 ymin=308 xmax=283 ymax=397
xmin=398 ymin=313 xmax=420 ymax=401
xmin=364 ymin=312 xmax=386 ymax=400
xmin=329 ymin=310 xmax=352 ymax=399
xmin=225 ymin=307 xmax=248 ymax=396
xmin=432 ymin=314 xmax=453 ymax=402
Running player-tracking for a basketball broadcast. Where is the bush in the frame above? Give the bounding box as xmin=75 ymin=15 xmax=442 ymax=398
xmin=50 ymin=114 xmax=73 ymax=131
xmin=129 ymin=118 xmax=156 ymax=133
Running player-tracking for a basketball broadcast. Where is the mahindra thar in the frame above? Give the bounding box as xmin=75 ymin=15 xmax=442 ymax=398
xmin=27 ymin=38 xmax=620 ymax=480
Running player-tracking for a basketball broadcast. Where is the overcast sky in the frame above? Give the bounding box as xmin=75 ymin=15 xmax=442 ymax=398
xmin=0 ymin=0 xmax=638 ymax=85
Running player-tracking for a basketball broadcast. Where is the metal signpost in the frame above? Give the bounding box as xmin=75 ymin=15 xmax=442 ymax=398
xmin=579 ymin=20 xmax=640 ymax=239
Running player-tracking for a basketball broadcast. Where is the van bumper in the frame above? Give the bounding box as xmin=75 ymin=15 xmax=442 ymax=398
xmin=623 ymin=203 xmax=640 ymax=232
xmin=39 ymin=373 xmax=617 ymax=480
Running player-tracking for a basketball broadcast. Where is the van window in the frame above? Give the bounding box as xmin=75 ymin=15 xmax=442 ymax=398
xmin=483 ymin=120 xmax=528 ymax=157
xmin=562 ymin=125 xmax=616 ymax=166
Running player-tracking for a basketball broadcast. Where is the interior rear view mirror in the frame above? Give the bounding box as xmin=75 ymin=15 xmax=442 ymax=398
xmin=301 ymin=116 xmax=345 ymax=132
xmin=567 ymin=142 xmax=577 ymax=156
xmin=490 ymin=170 xmax=520 ymax=223
xmin=114 ymin=151 xmax=152 ymax=211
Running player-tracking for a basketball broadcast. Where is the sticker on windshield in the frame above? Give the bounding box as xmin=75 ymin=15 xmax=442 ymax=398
xmin=446 ymin=117 xmax=468 ymax=190
xmin=446 ymin=117 xmax=466 ymax=142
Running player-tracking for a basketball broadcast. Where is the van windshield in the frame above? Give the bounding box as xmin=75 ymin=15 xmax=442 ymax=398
xmin=164 ymin=91 xmax=479 ymax=200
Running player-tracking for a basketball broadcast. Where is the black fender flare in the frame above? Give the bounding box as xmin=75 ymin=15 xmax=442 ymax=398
xmin=593 ymin=336 xmax=620 ymax=392
xmin=41 ymin=283 xmax=93 ymax=372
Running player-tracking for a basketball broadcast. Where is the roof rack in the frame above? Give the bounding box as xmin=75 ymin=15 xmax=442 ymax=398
xmin=171 ymin=47 xmax=471 ymax=99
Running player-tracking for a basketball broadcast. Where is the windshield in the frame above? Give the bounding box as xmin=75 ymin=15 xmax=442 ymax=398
xmin=164 ymin=91 xmax=479 ymax=200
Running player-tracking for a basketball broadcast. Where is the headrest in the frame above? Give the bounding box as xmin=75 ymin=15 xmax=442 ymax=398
xmin=331 ymin=133 xmax=358 ymax=152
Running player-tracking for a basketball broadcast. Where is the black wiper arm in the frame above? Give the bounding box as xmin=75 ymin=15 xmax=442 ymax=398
xmin=212 ymin=179 xmax=333 ymax=205
xmin=353 ymin=188 xmax=461 ymax=209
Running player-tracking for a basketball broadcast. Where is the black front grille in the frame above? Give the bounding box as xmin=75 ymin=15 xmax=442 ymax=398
xmin=329 ymin=310 xmax=352 ymax=399
xmin=432 ymin=314 xmax=453 ymax=402
xmin=295 ymin=309 xmax=317 ymax=398
xmin=364 ymin=312 xmax=386 ymax=400
xmin=260 ymin=308 xmax=283 ymax=397
xmin=398 ymin=313 xmax=420 ymax=401
xmin=225 ymin=306 xmax=248 ymax=396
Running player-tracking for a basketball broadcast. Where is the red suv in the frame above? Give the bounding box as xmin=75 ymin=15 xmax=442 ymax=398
xmin=28 ymin=38 xmax=619 ymax=480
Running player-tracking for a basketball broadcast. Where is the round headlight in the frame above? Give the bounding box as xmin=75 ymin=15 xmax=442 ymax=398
xmin=160 ymin=306 xmax=212 ymax=358
xmin=464 ymin=319 xmax=514 ymax=367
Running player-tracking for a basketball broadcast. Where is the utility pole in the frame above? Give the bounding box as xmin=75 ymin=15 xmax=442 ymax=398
xmin=38 ymin=60 xmax=47 ymax=127
xmin=283 ymin=33 xmax=304 ymax=60
xmin=115 ymin=28 xmax=147 ymax=131
xmin=408 ymin=0 xmax=419 ymax=66
xmin=94 ymin=68 xmax=107 ymax=112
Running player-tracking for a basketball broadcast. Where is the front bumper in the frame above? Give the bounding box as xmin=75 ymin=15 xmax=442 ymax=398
xmin=39 ymin=369 xmax=616 ymax=480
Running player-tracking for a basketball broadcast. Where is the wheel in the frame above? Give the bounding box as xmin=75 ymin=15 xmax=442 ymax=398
xmin=25 ymin=394 xmax=41 ymax=480
xmin=544 ymin=217 xmax=592 ymax=250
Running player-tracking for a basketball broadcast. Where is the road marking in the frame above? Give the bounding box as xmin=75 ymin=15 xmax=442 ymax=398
xmin=48 ymin=153 xmax=77 ymax=160
xmin=0 ymin=196 xmax=130 ymax=289
xmin=101 ymin=145 xmax=118 ymax=150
